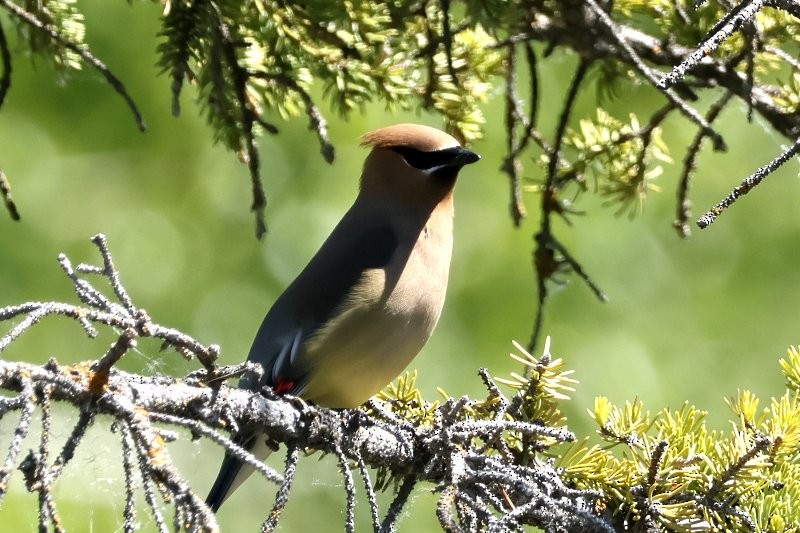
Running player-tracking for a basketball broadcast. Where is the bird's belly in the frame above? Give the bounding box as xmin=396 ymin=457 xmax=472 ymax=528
xmin=302 ymin=287 xmax=443 ymax=408
xmin=300 ymin=220 xmax=452 ymax=409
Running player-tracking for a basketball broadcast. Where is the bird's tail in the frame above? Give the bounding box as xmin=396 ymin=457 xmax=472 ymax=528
xmin=206 ymin=433 xmax=273 ymax=512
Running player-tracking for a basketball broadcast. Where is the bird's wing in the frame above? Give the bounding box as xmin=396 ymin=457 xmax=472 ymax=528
xmin=244 ymin=217 xmax=400 ymax=396
xmin=206 ymin=218 xmax=399 ymax=510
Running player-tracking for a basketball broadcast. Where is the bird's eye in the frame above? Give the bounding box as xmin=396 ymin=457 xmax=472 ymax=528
xmin=391 ymin=146 xmax=466 ymax=171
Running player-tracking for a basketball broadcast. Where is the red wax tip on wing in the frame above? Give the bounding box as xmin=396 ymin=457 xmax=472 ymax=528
xmin=275 ymin=379 xmax=295 ymax=395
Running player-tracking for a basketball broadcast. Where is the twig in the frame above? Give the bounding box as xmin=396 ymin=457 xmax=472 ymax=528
xmin=91 ymin=233 xmax=136 ymax=313
xmin=379 ymin=474 xmax=416 ymax=533
xmin=209 ymin=1 xmax=266 ymax=239
xmin=0 ymin=169 xmax=20 ymax=221
xmin=47 ymin=410 xmax=94 ymax=482
xmin=675 ymin=91 xmax=733 ymax=237
xmin=0 ymin=20 xmax=10 ymax=109
xmin=120 ymin=422 xmax=138 ymax=533
xmin=261 ymin=445 xmax=299 ymax=533
xmin=148 ymin=411 xmax=283 ymax=486
xmin=697 ymin=138 xmax=800 ymax=228
xmin=439 ymin=0 xmax=459 ymax=85
xmin=90 ymin=328 xmax=138 ymax=393
xmin=659 ymin=0 xmax=766 ymax=93
xmin=501 ymin=43 xmax=539 ymax=226
xmin=0 ymin=382 xmax=35 ymax=507
xmin=125 ymin=423 xmax=169 ymax=533
xmin=436 ymin=486 xmax=462 ymax=532
xmin=355 ymin=451 xmax=381 ymax=531
xmin=35 ymin=388 xmax=65 ymax=533
xmin=544 ymin=59 xmax=589 ymax=195
xmin=529 ymin=58 xmax=607 ymax=353
xmin=647 ymin=440 xmax=668 ymax=488
xmin=763 ymin=44 xmax=800 ymax=70
xmin=123 ymin=404 xmax=219 ymax=531
xmin=503 ymin=43 xmax=525 ymax=226
xmin=585 ymin=0 xmax=726 ymax=151
xmin=334 ymin=441 xmax=357 ymax=533
xmin=0 ymin=234 xmax=220 ymax=369
xmin=706 ymin=436 xmax=771 ymax=501
xmin=767 ymin=0 xmax=800 ymax=19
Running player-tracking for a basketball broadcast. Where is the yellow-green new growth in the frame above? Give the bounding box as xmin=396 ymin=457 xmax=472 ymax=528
xmin=555 ymin=346 xmax=800 ymax=530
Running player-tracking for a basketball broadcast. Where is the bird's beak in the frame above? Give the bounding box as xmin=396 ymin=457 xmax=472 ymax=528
xmin=449 ymin=147 xmax=481 ymax=168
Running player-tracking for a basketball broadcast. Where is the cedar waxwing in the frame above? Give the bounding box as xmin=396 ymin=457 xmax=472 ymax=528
xmin=206 ymin=123 xmax=480 ymax=511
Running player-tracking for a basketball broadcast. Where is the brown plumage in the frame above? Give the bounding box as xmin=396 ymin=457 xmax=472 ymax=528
xmin=361 ymin=123 xmax=461 ymax=151
xmin=206 ymin=123 xmax=480 ymax=512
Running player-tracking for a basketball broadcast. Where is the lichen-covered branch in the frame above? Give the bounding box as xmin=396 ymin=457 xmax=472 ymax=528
xmin=0 ymin=357 xmax=614 ymax=532
xmin=0 ymin=235 xmax=611 ymax=532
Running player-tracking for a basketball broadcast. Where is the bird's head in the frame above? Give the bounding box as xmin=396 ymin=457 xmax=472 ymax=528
xmin=359 ymin=124 xmax=480 ymax=206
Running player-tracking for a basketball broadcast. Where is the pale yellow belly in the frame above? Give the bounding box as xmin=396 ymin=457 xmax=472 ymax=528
xmin=301 ymin=266 xmax=445 ymax=408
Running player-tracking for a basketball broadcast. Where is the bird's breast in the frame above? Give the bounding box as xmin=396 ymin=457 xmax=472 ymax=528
xmin=301 ymin=214 xmax=453 ymax=408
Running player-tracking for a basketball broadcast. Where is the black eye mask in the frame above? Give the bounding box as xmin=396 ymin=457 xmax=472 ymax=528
xmin=391 ymin=146 xmax=480 ymax=173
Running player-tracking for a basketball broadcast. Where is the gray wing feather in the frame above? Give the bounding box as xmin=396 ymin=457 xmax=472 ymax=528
xmin=244 ymin=216 xmax=399 ymax=395
xmin=207 ymin=214 xmax=399 ymax=509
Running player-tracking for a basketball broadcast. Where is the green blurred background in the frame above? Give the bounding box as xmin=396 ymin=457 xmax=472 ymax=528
xmin=1 ymin=2 xmax=799 ymax=531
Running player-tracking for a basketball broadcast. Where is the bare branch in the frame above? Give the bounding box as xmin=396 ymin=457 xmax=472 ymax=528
xmin=0 ymin=234 xmax=220 ymax=370
xmin=697 ymin=138 xmax=800 ymax=228
xmin=0 ymin=20 xmax=10 ymax=109
xmin=0 ymin=235 xmax=613 ymax=531
xmin=0 ymin=168 xmax=19 ymax=221
xmin=675 ymin=91 xmax=734 ymax=237
xmin=261 ymin=446 xmax=299 ymax=533
xmin=658 ymin=0 xmax=766 ymax=93
xmin=586 ymin=0 xmax=726 ymax=151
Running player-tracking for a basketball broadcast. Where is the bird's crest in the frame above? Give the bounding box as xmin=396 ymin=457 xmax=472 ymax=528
xmin=361 ymin=124 xmax=460 ymax=153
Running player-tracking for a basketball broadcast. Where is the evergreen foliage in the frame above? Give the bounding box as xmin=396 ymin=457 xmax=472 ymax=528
xmin=1 ymin=1 xmax=800 ymax=531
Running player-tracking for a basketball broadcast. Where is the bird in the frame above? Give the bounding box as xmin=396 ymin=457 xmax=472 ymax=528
xmin=206 ymin=123 xmax=480 ymax=511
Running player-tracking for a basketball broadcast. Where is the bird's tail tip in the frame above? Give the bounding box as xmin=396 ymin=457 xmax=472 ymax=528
xmin=205 ymin=453 xmax=240 ymax=513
